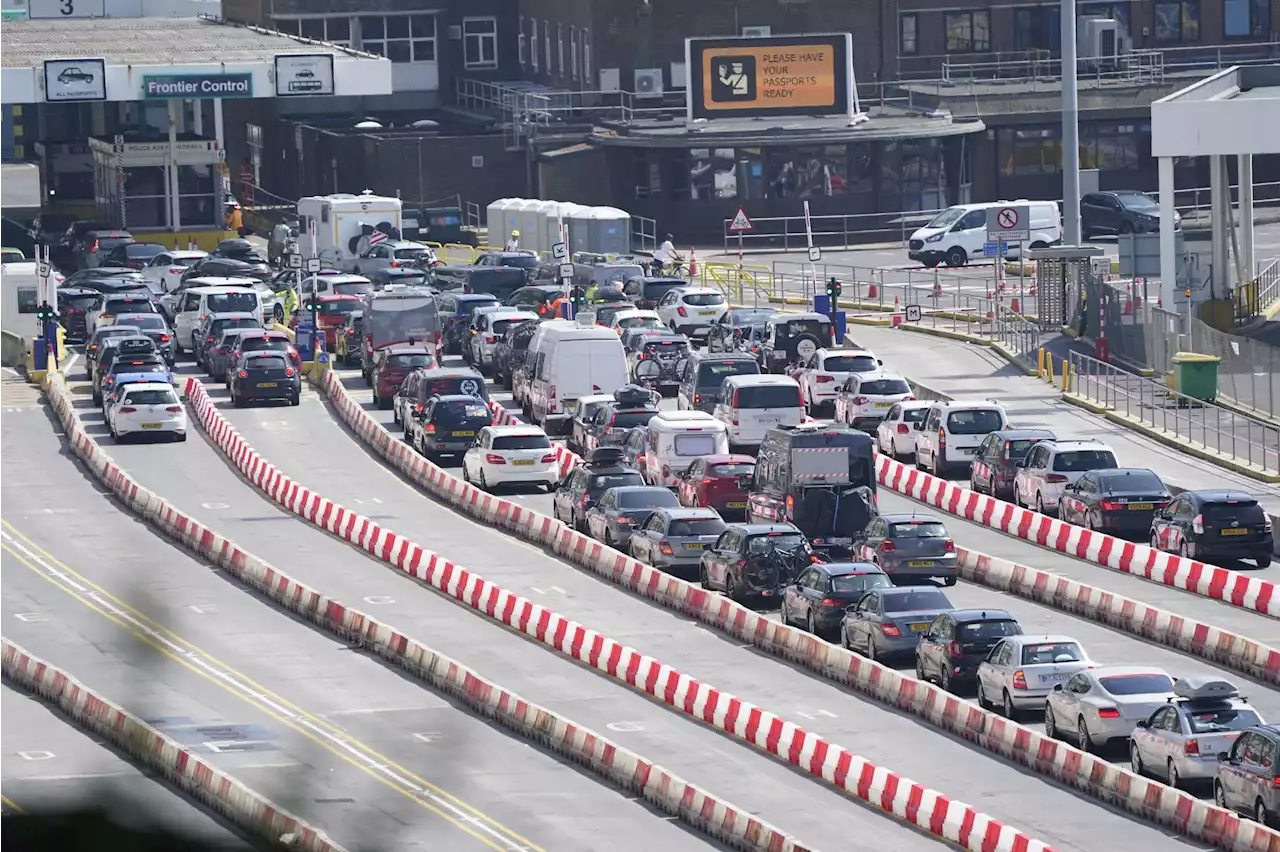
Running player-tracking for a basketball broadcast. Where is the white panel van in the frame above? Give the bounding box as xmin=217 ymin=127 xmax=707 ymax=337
xmin=908 ymin=201 xmax=1061 ymax=268
xmin=713 ymin=374 xmax=805 ymax=450
xmin=529 ymin=323 xmax=629 ymax=433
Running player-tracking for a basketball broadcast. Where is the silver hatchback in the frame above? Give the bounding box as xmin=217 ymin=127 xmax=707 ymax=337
xmin=628 ymin=507 xmax=727 ymax=579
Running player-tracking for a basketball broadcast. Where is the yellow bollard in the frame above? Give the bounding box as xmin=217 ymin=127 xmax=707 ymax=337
xmin=1060 ymin=359 xmax=1069 ymax=392
xmin=1037 ymin=348 xmax=1046 ymax=379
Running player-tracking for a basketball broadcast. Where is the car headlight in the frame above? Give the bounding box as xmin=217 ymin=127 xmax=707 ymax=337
xmin=925 ymin=233 xmax=944 ymax=243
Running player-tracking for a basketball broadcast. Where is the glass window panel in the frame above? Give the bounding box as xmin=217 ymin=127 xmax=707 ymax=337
xmin=386 ymin=15 xmax=409 ymax=38
xmin=300 ymin=18 xmax=324 ymax=40
xmin=411 ymin=15 xmax=435 ymax=38
xmin=361 ymin=16 xmax=385 ymax=39
xmin=386 ymin=40 xmax=411 ymax=63
xmin=413 ymin=39 xmax=436 ymax=61
xmin=327 ymin=17 xmax=350 ymax=41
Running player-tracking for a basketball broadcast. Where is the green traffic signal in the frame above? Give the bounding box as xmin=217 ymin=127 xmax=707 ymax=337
xmin=825 ymin=278 xmax=842 ymax=298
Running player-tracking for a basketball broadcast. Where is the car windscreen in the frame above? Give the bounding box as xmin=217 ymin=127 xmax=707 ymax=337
xmin=394 ymin=248 xmax=430 ymax=260
xmin=434 ymin=400 xmax=491 ymax=422
xmin=127 ymin=245 xmax=165 ymax=259
xmin=96 ymin=237 xmax=133 ymax=251
xmin=334 ymin=281 xmax=374 ymax=296
xmin=903 ymin=407 xmax=929 ymax=425
xmin=1052 ymin=450 xmax=1117 ymax=472
xmin=459 ymin=298 xmax=499 ymax=317
xmin=320 ymin=300 xmax=362 ymax=316
xmin=926 ymin=207 xmax=966 ymax=228
xmin=617 ymin=489 xmax=680 ymax=510
xmin=683 ymin=292 xmax=725 ymax=306
xmin=594 ymin=306 xmax=627 ymax=325
xmin=946 ymin=409 xmax=1003 ymax=434
xmin=168 ymin=256 xmax=200 ymax=268
xmin=610 ymin=410 xmax=657 ymax=429
xmin=1099 ymin=673 xmax=1175 ymax=695
xmin=61 ymin=293 xmax=99 ymax=310
xmin=212 ymin=319 xmax=261 ymax=335
xmin=491 ymin=318 xmax=526 ymax=336
xmin=824 ymin=355 xmax=878 ymax=373
xmin=618 ymin=316 xmax=660 ymax=329
xmin=492 ymin=434 xmax=552 ymax=450
xmin=859 ymin=378 xmax=911 ymax=395
xmin=104 ymin=299 xmax=157 ymax=314
xmin=1201 ymin=501 xmax=1266 ymax=523
xmin=668 ymin=518 xmax=726 ymax=536
xmin=207 ymin=292 xmax=258 ymax=313
xmin=386 ymin=354 xmax=433 ymax=369
xmin=380 ymin=273 xmax=427 ymax=288
xmin=709 ymin=462 xmax=754 ymax=477
xmin=832 ymin=573 xmax=891 ymax=595
xmin=219 ymin=333 xmax=245 ymax=347
xmin=1004 ymin=438 xmax=1043 ymax=460
xmin=246 ymin=355 xmax=289 ymax=371
xmin=674 ymin=433 xmax=719 ymax=456
xmin=956 ymin=620 xmax=1021 ymax=642
xmin=746 ymin=533 xmax=807 ymax=553
xmin=1097 ymin=470 xmax=1165 ymax=493
xmin=1186 ymin=707 xmax=1262 ymax=734
xmin=888 ymin=521 xmax=948 ymax=538
xmin=1020 ymin=642 xmax=1084 ymax=664
xmin=498 ymin=255 xmax=539 ymax=269
xmin=882 ymin=588 xmax=952 ymax=613
xmin=116 ymin=315 xmax=166 ymax=329
xmin=782 ymin=319 xmax=830 ymax=338
xmin=112 ymin=357 xmax=164 ymax=373
xmin=242 ymin=337 xmax=290 ymax=353
xmin=588 ymin=472 xmax=645 ymax=494
xmin=423 ymin=376 xmax=487 ymax=399
xmin=644 ymin=340 xmax=686 ymax=356
xmin=1117 ymin=193 xmax=1159 ymax=212
xmin=697 ymin=360 xmax=758 ymax=387
xmin=729 ymin=310 xmax=775 ymax=327
xmin=122 ymin=388 xmax=178 ymax=405
xmin=736 ymin=385 xmax=802 ymax=409
xmin=640 ymin=281 xmax=684 ymax=299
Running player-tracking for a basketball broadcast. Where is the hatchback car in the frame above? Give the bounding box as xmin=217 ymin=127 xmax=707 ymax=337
xmin=1150 ymin=489 xmax=1274 ymax=568
xmin=1014 ymin=440 xmax=1119 ymax=516
xmin=675 ymin=454 xmax=755 ymax=518
xmin=656 ymin=286 xmax=728 ymax=337
xmin=1058 ymin=467 xmax=1172 ymax=537
xmin=57 ymin=287 xmax=100 ymax=340
xmin=1131 ymin=676 xmax=1262 ymax=789
xmin=88 ymin=293 xmax=160 ymax=336
xmin=968 ymin=429 xmax=1057 ymax=501
xmin=552 ymin=448 xmax=647 ymax=533
xmin=111 ymin=314 xmax=175 ymax=364
xmin=104 ymin=241 xmax=166 ymax=272
xmin=106 ymin=382 xmax=186 ymax=442
xmin=566 ymin=394 xmax=618 ymax=455
xmin=833 ymin=371 xmax=914 ymax=430
xmin=976 ymin=634 xmax=1092 ymax=720
xmin=915 ymin=609 xmax=1023 ymax=693
xmin=792 ymin=348 xmax=883 ymax=413
xmin=874 ymin=401 xmax=933 ymax=459
xmin=229 ymin=351 xmax=301 ymax=407
xmin=461 ymin=425 xmax=559 ymax=492
xmin=205 ymin=328 xmax=256 ymax=378
xmin=782 ymin=562 xmax=894 ymax=640
xmin=627 ymin=508 xmax=727 ymax=578
xmin=408 ymin=394 xmax=493 ymax=460
xmin=699 ymin=523 xmax=813 ymax=603
xmin=857 ymin=513 xmax=958 ymax=586
xmin=196 ymin=314 xmax=263 ymax=371
xmin=1214 ymin=724 xmax=1280 ymax=826
xmin=1044 ymin=666 xmax=1176 ymax=753
xmin=586 ymin=485 xmax=681 ymax=548
xmin=371 ymin=346 xmax=436 ymax=409
xmin=841 ymin=584 xmax=953 ymax=661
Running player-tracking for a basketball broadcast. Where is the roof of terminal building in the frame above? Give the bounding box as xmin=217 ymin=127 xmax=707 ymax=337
xmin=0 ymin=15 xmax=376 ymax=67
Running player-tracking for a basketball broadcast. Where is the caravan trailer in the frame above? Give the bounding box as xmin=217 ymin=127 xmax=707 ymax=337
xmin=297 ymin=191 xmax=403 ymax=271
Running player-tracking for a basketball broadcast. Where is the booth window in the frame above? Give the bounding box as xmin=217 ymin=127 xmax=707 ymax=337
xmin=1153 ymin=1 xmax=1200 ymax=43
xmin=16 ymin=286 xmax=37 ymax=313
xmin=1014 ymin=6 xmax=1060 ymax=52
xmin=361 ymin=15 xmax=435 ymax=62
xmin=544 ymin=20 xmax=552 ymax=74
xmin=690 ymin=148 xmax=740 ymax=200
xmin=1224 ymin=0 xmax=1268 ymax=37
xmin=634 ymin=150 xmax=663 ymax=197
xmin=463 ymin=17 xmax=498 ymax=69
xmin=945 ymin=10 xmax=990 ymax=52
xmin=557 ymin=24 xmax=565 ymax=78
xmin=582 ymin=30 xmax=591 ymax=85
xmin=1081 ymin=123 xmax=1141 ymax=171
xmin=765 ymin=146 xmax=847 ymax=199
xmin=998 ymin=127 xmax=1060 ymax=176
xmin=897 ymin=138 xmax=946 ymax=212
xmin=899 ymin=14 xmax=918 ymax=55
xmin=518 ymin=17 xmax=526 ymax=68
xmin=570 ymin=26 xmax=578 ymax=79
xmin=278 ymin=16 xmax=351 ymax=47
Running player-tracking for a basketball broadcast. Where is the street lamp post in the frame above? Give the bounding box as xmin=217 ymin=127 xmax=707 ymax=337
xmin=1061 ymin=0 xmax=1082 ymax=246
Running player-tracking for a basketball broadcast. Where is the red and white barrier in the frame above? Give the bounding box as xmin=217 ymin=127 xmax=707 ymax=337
xmin=188 ymin=375 xmax=1059 ymax=852
xmin=224 ymin=372 xmax=1280 ymax=850
xmin=2 ymin=639 xmax=346 ymax=852
xmin=37 ymin=374 xmax=814 ymax=852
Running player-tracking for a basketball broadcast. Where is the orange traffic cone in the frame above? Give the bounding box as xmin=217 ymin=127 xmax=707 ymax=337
xmin=867 ymin=281 xmax=878 ymax=299
xmin=1010 ymin=297 xmax=1022 ymax=313
xmin=893 ymin=295 xmax=900 ymax=308
xmin=687 ymin=247 xmax=698 ymax=277
xmin=1123 ymin=299 xmax=1133 ymax=316
xmin=932 ymin=281 xmax=942 ymax=298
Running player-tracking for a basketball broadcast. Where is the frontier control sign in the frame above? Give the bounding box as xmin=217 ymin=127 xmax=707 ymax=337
xmin=686 ymin=34 xmax=855 ymax=120
xmin=143 ymin=73 xmax=253 ymax=100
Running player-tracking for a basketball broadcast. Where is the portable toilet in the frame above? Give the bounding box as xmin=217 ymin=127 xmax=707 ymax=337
xmin=542 ymin=201 xmax=576 ymax=251
xmin=567 ymin=204 xmax=595 ymax=255
xmin=486 ymin=199 xmax=515 ymax=246
xmin=529 ymin=199 xmax=560 ymax=254
xmin=588 ymin=207 xmax=632 ymax=256
xmin=509 ymin=199 xmax=539 ymax=251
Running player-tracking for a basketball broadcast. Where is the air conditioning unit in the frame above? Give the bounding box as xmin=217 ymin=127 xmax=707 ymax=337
xmin=634 ymin=68 xmax=664 ymax=97
xmin=742 ymin=25 xmax=771 ymax=37
xmin=599 ymin=67 xmax=621 ymax=93
xmin=448 ymin=25 xmax=462 ymax=40
xmin=1077 ymin=17 xmax=1121 ymax=60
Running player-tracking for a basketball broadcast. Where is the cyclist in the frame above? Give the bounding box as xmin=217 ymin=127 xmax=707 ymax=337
xmin=651 ymin=234 xmax=680 ymax=276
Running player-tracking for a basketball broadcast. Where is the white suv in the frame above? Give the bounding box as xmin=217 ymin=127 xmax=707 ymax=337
xmin=656 ymin=287 xmax=728 ymax=337
xmin=791 ymin=347 xmax=882 ymax=414
xmin=914 ymin=400 xmax=1009 ymax=476
xmin=1013 ymin=440 xmax=1118 ymax=515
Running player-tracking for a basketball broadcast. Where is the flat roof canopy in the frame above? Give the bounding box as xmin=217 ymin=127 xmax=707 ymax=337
xmin=1151 ymin=65 xmax=1280 ymax=158
xmin=0 ymin=16 xmax=392 ymax=103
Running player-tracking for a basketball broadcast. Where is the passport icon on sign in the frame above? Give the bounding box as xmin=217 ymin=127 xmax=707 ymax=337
xmin=710 ymin=56 xmax=755 ymax=102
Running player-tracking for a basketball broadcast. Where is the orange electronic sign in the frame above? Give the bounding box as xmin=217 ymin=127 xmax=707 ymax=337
xmin=686 ymin=34 xmax=853 ymax=120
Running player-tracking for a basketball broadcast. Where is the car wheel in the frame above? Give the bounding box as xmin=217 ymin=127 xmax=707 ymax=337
xmin=864 ymin=634 xmax=878 ymax=662
xmin=1044 ymin=705 xmax=1058 ymax=739
xmin=1150 ymin=533 xmax=1162 ymax=552
xmin=233 ymin=392 xmax=244 ymax=409
xmin=1214 ymin=783 xmax=1229 ymax=811
xmin=915 ymin=655 xmax=927 ymax=682
xmin=806 ymin=611 xmax=817 ymax=638
xmin=461 ymin=462 xmax=471 ymax=483
xmin=840 ymin=623 xmax=852 ymax=650
xmin=393 ymin=406 xmax=400 ymax=426
xmin=1002 ymin=690 xmax=1018 ymax=721
xmin=929 ymin=449 xmax=942 ymax=478
xmin=939 ymin=665 xmax=953 ymax=693
xmin=1259 ymin=554 xmax=1273 ymax=569
xmin=779 ymin=598 xmax=790 ymax=626
xmin=603 ymin=529 xmax=614 ymax=548
xmin=479 ymin=468 xmax=490 ymax=492
xmin=1119 ymin=221 xmax=1135 ymax=235
xmin=699 ymin=563 xmax=711 ymax=590
xmin=1035 ymin=493 xmax=1047 ymax=515
xmin=729 ymin=571 xmax=749 ymax=603
xmin=1180 ymin=542 xmax=1192 ymax=560
xmin=1258 ymin=799 xmax=1273 ymax=828
xmin=943 ymin=574 xmax=957 ymax=587
xmin=1168 ymin=759 xmax=1182 ymax=789
xmin=945 ymin=247 xmax=967 ymax=268
xmin=1129 ymin=742 xmax=1146 ymax=776
xmin=1077 ymin=716 xmax=1094 ymax=752
xmin=289 ymin=394 xmax=300 ymax=407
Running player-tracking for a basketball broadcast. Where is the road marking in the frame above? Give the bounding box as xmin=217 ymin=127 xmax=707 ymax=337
xmin=12 ymin=613 xmax=48 ymax=623
xmin=0 ymin=521 xmax=540 ymax=852
xmin=362 ymin=596 xmax=395 ymax=605
xmin=605 ymin=721 xmax=644 ymax=733
xmin=18 ymin=751 xmax=56 ymax=761
xmin=201 ymin=502 xmax=230 ymax=510
xmin=413 ymin=732 xmax=446 ymax=744
xmin=1 ymin=795 xmax=26 ymax=813
xmin=794 ymin=709 xmax=837 ymax=721
xmin=188 ymin=604 xmax=218 ymax=614
xmin=529 ymin=586 xmax=566 ymax=595
xmin=18 ymin=771 xmax=135 ymax=781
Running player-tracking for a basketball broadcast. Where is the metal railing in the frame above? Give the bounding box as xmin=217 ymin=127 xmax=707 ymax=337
xmin=632 ymin=214 xmax=657 ymax=253
xmin=465 ymin=201 xmax=482 ymax=229
xmin=1186 ymin=315 xmax=1280 ymax=420
xmin=1257 ymin=258 xmax=1280 ymax=313
xmin=1067 ymin=350 xmax=1280 ymax=474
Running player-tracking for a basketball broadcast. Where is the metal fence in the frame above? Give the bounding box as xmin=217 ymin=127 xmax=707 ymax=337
xmin=1067 ymin=350 xmax=1280 ymax=475
xmin=1187 ymin=318 xmax=1280 ymax=419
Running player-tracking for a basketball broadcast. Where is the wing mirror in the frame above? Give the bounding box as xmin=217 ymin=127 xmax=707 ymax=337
xmin=1218 ymin=752 xmax=1231 ymax=762
xmin=1052 ymin=683 xmax=1064 ymax=691
xmin=1135 ymin=719 xmax=1148 ymax=729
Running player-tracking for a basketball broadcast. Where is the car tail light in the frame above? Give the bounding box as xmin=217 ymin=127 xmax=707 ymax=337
xmin=659 ymin=542 xmax=674 ymax=555
xmin=1096 ymin=707 xmax=1121 ymax=719
xmin=285 ymin=368 xmax=296 ymax=377
xmin=415 ymin=403 xmax=425 ymax=413
xmin=1100 ymin=500 xmax=1122 ymax=511
xmin=579 ymin=493 xmax=590 ymax=506
xmin=693 ymin=393 xmax=701 ymax=405
xmin=165 ymin=405 xmax=182 ymax=413
xmin=1184 ymin=739 xmax=1200 ymax=756
xmin=486 ymin=336 xmax=495 ymax=343
xmin=207 ymin=336 xmax=215 ymax=343
xmin=819 ymin=598 xmax=842 ymax=607
xmin=1267 ymin=519 xmax=1274 ymax=534
xmin=426 ymin=423 xmax=436 ymax=433
xmin=852 ymin=395 xmax=868 ymax=404
xmin=880 ymin=624 xmax=902 ymax=637
xmin=943 ymin=538 xmax=955 ymax=552
xmin=897 ymin=424 xmax=910 ymax=434
xmin=904 ymin=395 xmax=915 ymax=401
xmin=91 ymin=240 xmax=99 ymax=252
xmin=169 ymin=267 xmax=185 ymax=274
xmin=938 ymin=427 xmax=946 ymax=450
xmin=485 ymin=454 xmax=507 ymax=464
xmin=159 ymin=334 xmax=170 ymax=342
xmin=1192 ymin=513 xmax=1204 ymax=535
xmin=949 ymin=641 xmax=962 ymax=658
xmin=677 ymin=305 xmax=688 ymax=317
xmin=238 ymin=370 xmax=248 ymax=378
xmin=615 ymin=515 xmax=633 ymax=525
xmin=347 ymin=328 xmax=355 ymax=336
xmin=1012 ymin=670 xmax=1028 ymax=689
xmin=1046 ymin=473 xmax=1069 ymax=483
xmin=880 ymin=540 xmax=896 ymax=552
xmin=731 ymin=389 xmax=740 ymax=407
xmin=816 ymin=375 xmax=834 ymax=384
xmin=540 ymin=452 xmax=557 ymax=463
xmin=119 ymin=406 xmax=136 ymax=413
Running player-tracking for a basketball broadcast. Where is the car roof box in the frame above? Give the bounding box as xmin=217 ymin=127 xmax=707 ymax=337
xmin=1173 ymin=675 xmax=1239 ymax=702
xmin=585 ymin=446 xmax=627 ymax=467
xmin=613 ymin=384 xmax=652 ymax=406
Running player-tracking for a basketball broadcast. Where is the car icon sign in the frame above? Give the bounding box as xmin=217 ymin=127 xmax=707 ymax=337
xmin=58 ymin=67 xmax=94 ymax=84
xmin=296 ymin=69 xmax=315 ymax=78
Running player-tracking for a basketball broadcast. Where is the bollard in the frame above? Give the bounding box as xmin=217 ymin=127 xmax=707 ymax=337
xmin=1060 ymin=358 xmax=1070 ymax=392
xmin=1037 ymin=348 xmax=1046 ymax=379
xmin=1010 ymin=296 xmax=1022 ymax=314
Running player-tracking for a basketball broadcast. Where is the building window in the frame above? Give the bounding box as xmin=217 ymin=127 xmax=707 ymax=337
xmin=945 ymin=11 xmax=990 ymax=52
xmin=1081 ymin=123 xmax=1142 ymax=171
xmin=544 ymin=21 xmax=552 ymax=74
xmin=1080 ymin=2 xmax=1130 ymax=31
xmin=899 ymin=14 xmax=918 ymax=55
xmin=557 ymin=24 xmax=564 ymax=78
xmin=582 ymin=29 xmax=591 ymax=86
xmin=359 ymin=15 xmax=435 ymax=63
xmin=1153 ymin=1 xmax=1199 ymax=43
xmin=530 ymin=19 xmax=538 ymax=72
xmin=462 ymin=17 xmax=498 ymax=69
xmin=518 ymin=17 xmax=526 ymax=67
xmin=1224 ymin=0 xmax=1268 ymax=37
xmin=274 ymin=16 xmax=351 ymax=47
xmin=689 ymin=148 xmax=738 ymax=200
xmin=998 ymin=127 xmax=1061 ymax=176
xmin=764 ymin=146 xmax=848 ymax=198
xmin=1014 ymin=6 xmax=1061 ymax=52
xmin=635 ymin=150 xmax=663 ymax=197
xmin=570 ymin=25 xmax=578 ymax=79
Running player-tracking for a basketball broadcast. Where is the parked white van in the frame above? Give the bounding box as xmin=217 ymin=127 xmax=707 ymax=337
xmin=713 ymin=374 xmax=805 ymax=450
xmin=908 ymin=201 xmax=1061 ymax=268
xmin=528 ymin=322 xmax=629 ymax=433
xmin=173 ymin=279 xmax=263 ymax=355
xmin=913 ymin=399 xmax=1010 ymax=476
xmin=642 ymin=410 xmax=729 ymax=486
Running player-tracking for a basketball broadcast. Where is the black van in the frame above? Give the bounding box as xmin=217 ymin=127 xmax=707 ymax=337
xmin=748 ymin=423 xmax=878 ymax=548
xmin=677 ymin=351 xmax=761 ymax=413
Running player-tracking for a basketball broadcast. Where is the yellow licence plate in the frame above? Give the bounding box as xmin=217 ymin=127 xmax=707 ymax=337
xmin=1128 ymin=503 xmax=1153 ymax=510
xmin=685 ymin=543 xmax=706 ymax=549
xmin=726 ymin=501 xmax=748 ymax=509
xmin=907 ymin=560 xmax=935 ymax=568
xmin=257 ymin=382 xmax=277 ymax=388
xmin=453 ymin=431 xmax=475 ymax=438
xmin=909 ymin=622 xmax=931 ymax=632
xmin=1221 ymin=528 xmax=1249 ymax=536
xmin=141 ymin=423 xmax=162 ymax=429
xmin=512 ymin=459 xmax=535 ymax=466
xmin=875 ymin=401 xmax=892 ymax=407
xmin=699 ymin=310 xmax=717 ymax=316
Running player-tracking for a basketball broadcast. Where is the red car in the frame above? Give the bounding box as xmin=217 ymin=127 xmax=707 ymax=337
xmin=294 ymin=294 xmax=362 ymax=351
xmin=370 ymin=345 xmax=436 ymax=409
xmin=676 ymin=454 xmax=756 ymax=518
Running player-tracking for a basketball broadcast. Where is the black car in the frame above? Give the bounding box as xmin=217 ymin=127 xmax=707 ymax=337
xmin=104 ymin=242 xmax=166 ymax=271
xmin=94 ymin=335 xmax=157 ymax=391
xmin=229 ymin=351 xmax=301 ymax=407
xmin=504 ymin=284 xmax=564 ymax=319
xmin=493 ymin=318 xmax=539 ymax=390
xmin=111 ymin=314 xmax=176 ymax=364
xmin=1057 ymin=468 xmax=1173 ymax=538
xmin=969 ymin=429 xmax=1057 ymax=501
xmin=706 ymin=308 xmax=778 ymax=353
xmin=1150 ymin=490 xmax=1274 ymax=568
xmin=408 ymin=394 xmax=493 ymax=459
xmin=85 ymin=326 xmax=142 ymax=370
xmin=622 ymin=276 xmax=688 ymax=310
xmin=552 ymin=447 xmax=647 ymax=532
xmin=436 ymin=293 xmax=501 ymax=355
xmin=63 ymin=267 xmax=149 ymax=290
xmin=94 ymin=339 xmax=163 ymax=403
xmin=578 ymin=386 xmax=660 ymax=453
xmin=915 ymin=609 xmax=1024 ymax=693
xmin=626 ymin=330 xmax=691 ymax=392
xmin=676 ymin=350 xmax=761 ymax=414
xmin=211 ymin=238 xmax=266 ymax=261
xmin=1081 ymin=191 xmax=1178 ymax=238
xmin=393 ymin=366 xmax=489 ymax=433
xmin=183 ymin=256 xmax=272 ymax=284
xmin=473 ymin=251 xmax=540 ymax=275
xmin=699 ymin=522 xmax=814 ymax=603
xmin=366 ymin=267 xmax=431 ymax=291
xmin=779 ymin=562 xmax=892 ymax=640
xmin=57 ymin=287 xmax=100 ymax=340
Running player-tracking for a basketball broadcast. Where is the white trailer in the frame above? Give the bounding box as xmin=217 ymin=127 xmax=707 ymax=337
xmin=297 ymin=191 xmax=403 ymax=270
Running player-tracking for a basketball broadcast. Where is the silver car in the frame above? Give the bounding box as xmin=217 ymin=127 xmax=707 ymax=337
xmin=1045 ymin=665 xmax=1176 ymax=752
xmin=627 ymin=507 xmax=727 ymax=579
xmin=976 ymin=634 xmax=1093 ymax=720
xmin=1130 ymin=676 xmax=1263 ymax=787
xmin=841 ymin=585 xmax=954 ymax=661
xmin=856 ymin=513 xmax=960 ymax=586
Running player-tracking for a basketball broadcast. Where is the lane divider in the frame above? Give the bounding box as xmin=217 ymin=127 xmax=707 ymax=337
xmin=185 ymin=376 xmax=1061 ymax=852
xmin=38 ymin=373 xmax=818 ymax=852
xmin=309 ymin=367 xmax=1280 ymax=848
xmin=2 ymin=639 xmax=346 ymax=852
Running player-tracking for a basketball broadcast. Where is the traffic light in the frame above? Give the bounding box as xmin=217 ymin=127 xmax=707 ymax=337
xmin=35 ymin=303 xmax=57 ymax=322
xmin=304 ymin=295 xmax=323 ymax=313
xmin=825 ymin=278 xmax=842 ymax=299
xmin=570 ymin=287 xmax=585 ymax=306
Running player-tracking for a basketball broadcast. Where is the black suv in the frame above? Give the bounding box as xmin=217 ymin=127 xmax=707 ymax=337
xmin=407 ymin=394 xmax=493 ymax=460
xmin=576 ymin=385 xmax=660 ymax=453
xmin=1081 ymin=191 xmax=1174 ymax=238
xmin=183 ymin=256 xmax=271 ymax=284
xmin=1150 ymin=490 xmax=1274 ymax=568
xmin=676 ymin=350 xmax=761 ymax=414
xmin=551 ymin=447 xmax=646 ymax=532
xmin=493 ymin=318 xmax=539 ymax=390
xmin=915 ymin=609 xmax=1023 ymax=693
xmin=621 ymin=275 xmax=688 ymax=310
xmin=969 ymin=429 xmax=1057 ymax=501
xmin=436 ymin=293 xmax=500 ymax=355
xmin=758 ymin=313 xmax=836 ymax=373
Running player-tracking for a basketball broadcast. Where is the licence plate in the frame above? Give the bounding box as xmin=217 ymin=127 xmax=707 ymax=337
xmin=257 ymin=382 xmax=277 ymax=388
xmin=141 ymin=423 xmax=162 ymax=429
xmin=1221 ymin=528 xmax=1249 ymax=536
xmin=907 ymin=560 xmax=936 ymax=568
xmin=908 ymin=622 xmax=931 ymax=632
xmin=685 ymin=543 xmax=707 ymax=550
xmin=453 ymin=431 xmax=475 ymax=438
xmin=874 ymin=401 xmax=892 ymax=408
xmin=1127 ymin=503 xmax=1153 ymax=510
xmin=1040 ymin=673 xmax=1070 ymax=682
xmin=699 ymin=310 xmax=717 ymax=316
xmin=512 ymin=459 xmax=535 ymax=466
xmin=726 ymin=501 xmax=748 ymax=509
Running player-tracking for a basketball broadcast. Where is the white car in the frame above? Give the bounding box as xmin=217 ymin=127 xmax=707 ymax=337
xmin=140 ymin=250 xmax=207 ymax=294
xmin=976 ymin=634 xmax=1093 ymax=720
xmin=107 ymin=382 xmax=187 ymax=442
xmin=1013 ymin=439 xmax=1118 ymax=516
xmin=655 ymin=287 xmax=728 ymax=337
xmin=347 ymin=240 xmax=436 ymax=274
xmin=609 ymin=309 xmax=663 ymax=337
xmin=790 ymin=348 xmax=882 ymax=413
xmin=913 ymin=399 xmax=1009 ymax=476
xmin=461 ymin=425 xmax=560 ymax=492
xmin=1129 ymin=677 xmax=1262 ymax=787
xmin=875 ymin=400 xmax=933 ymax=458
xmin=467 ymin=309 xmax=537 ymax=372
xmin=833 ymin=371 xmax=914 ymax=431
xmin=1044 ymin=665 xmax=1177 ymax=753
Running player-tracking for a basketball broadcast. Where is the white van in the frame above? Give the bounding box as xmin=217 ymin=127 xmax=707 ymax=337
xmin=529 ymin=322 xmax=629 ymax=433
xmin=173 ymin=279 xmax=263 ymax=354
xmin=908 ymin=201 xmax=1061 ymax=268
xmin=713 ymin=374 xmax=805 ymax=450
xmin=642 ymin=410 xmax=729 ymax=486
xmin=913 ymin=399 xmax=1010 ymax=476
